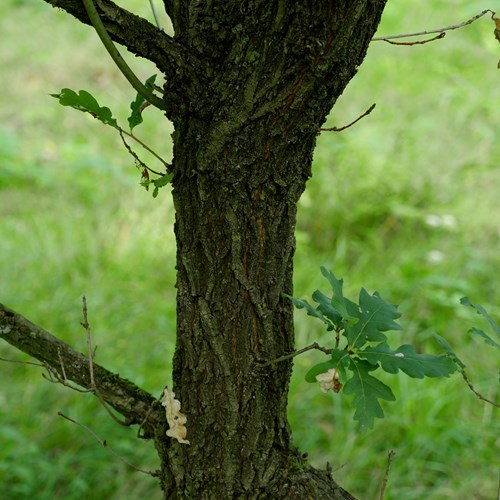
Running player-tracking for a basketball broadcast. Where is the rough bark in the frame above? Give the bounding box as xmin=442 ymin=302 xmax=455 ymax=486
xmin=162 ymin=2 xmax=386 ymax=497
xmin=6 ymin=0 xmax=388 ymax=498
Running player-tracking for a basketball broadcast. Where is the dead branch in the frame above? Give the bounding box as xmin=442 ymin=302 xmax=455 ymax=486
xmin=81 ymin=297 xmax=129 ymax=426
xmin=372 ymin=9 xmax=495 ymax=45
xmin=461 ymin=370 xmax=499 ymax=408
xmin=0 ymin=302 xmax=163 ymax=438
xmin=379 ymin=450 xmax=396 ymax=500
xmin=319 ymin=103 xmax=376 ymax=133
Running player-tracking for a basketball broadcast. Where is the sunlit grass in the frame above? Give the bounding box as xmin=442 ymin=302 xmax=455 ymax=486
xmin=1 ymin=0 xmax=498 ymax=498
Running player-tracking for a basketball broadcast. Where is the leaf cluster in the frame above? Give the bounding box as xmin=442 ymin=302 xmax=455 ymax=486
xmin=50 ymin=75 xmax=171 ymax=197
xmin=287 ymin=267 xmax=458 ymax=431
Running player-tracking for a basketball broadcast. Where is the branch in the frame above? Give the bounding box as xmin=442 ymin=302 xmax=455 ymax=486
xmin=43 ymin=0 xmax=183 ymax=74
xmin=0 ymin=302 xmax=164 ymax=438
xmin=379 ymin=450 xmax=396 ymax=500
xmin=81 ymin=0 xmax=168 ymax=111
xmin=461 ymin=370 xmax=500 ymax=408
xmin=261 ymin=342 xmax=332 ymax=367
xmin=319 ymin=103 xmax=376 ymax=133
xmin=372 ymin=9 xmax=495 ymax=44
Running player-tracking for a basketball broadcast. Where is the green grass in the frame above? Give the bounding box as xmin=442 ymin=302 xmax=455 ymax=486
xmin=1 ymin=1 xmax=499 ymax=498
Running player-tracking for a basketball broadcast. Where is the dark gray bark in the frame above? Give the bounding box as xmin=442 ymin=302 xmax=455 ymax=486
xmin=4 ymin=1 xmax=388 ymax=497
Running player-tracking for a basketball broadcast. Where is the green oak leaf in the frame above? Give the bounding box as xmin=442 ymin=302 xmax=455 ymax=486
xmin=284 ymin=295 xmax=331 ymax=327
xmin=359 ymin=342 xmax=458 ymax=378
xmin=346 ymin=289 xmax=402 ymax=348
xmin=460 ymin=297 xmax=500 ymax=348
xmin=128 ymin=75 xmax=157 ymax=131
xmin=469 ymin=327 xmax=500 ymax=350
xmin=343 ymin=359 xmax=395 ymax=431
xmin=311 ymin=290 xmax=342 ymax=329
xmin=152 ymin=172 xmax=173 ymax=198
xmin=304 ymin=348 xmax=350 ymax=383
xmin=320 ymin=267 xmax=359 ymax=320
xmin=51 ymin=88 xmax=117 ymax=127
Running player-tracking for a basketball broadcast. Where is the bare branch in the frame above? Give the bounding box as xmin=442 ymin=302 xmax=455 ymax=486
xmin=81 ymin=297 xmax=129 ymax=426
xmin=320 ymin=103 xmax=376 ymax=133
xmin=372 ymin=9 xmax=495 ymax=44
xmin=461 ymin=370 xmax=499 ymax=408
xmin=58 ymin=412 xmax=159 ymax=477
xmin=0 ymin=302 xmax=164 ymax=438
xmin=379 ymin=450 xmax=396 ymax=500
xmin=382 ymin=32 xmax=446 ymax=46
xmin=261 ymin=342 xmax=332 ymax=367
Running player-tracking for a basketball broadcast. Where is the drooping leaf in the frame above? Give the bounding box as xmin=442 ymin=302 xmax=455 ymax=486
xmin=343 ymin=359 xmax=395 ymax=431
xmin=285 ymin=295 xmax=330 ymax=327
xmin=346 ymin=289 xmax=402 ymax=348
xmin=304 ymin=348 xmax=350 ymax=383
xmin=51 ymin=88 xmax=117 ymax=127
xmin=469 ymin=327 xmax=500 ymax=350
xmin=460 ymin=297 xmax=500 ymax=344
xmin=359 ymin=342 xmax=458 ymax=378
xmin=311 ymin=289 xmax=342 ymax=329
xmin=128 ymin=74 xmax=157 ymax=131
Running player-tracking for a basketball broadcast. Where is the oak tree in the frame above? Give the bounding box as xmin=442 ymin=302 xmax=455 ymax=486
xmin=0 ymin=1 xmax=388 ymax=497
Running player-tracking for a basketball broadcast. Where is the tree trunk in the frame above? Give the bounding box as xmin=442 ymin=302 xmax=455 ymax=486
xmin=160 ymin=2 xmax=386 ymax=497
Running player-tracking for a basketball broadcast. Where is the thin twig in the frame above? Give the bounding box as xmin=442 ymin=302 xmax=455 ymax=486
xmin=319 ymin=103 xmax=376 ymax=133
xmin=118 ymin=128 xmax=171 ymax=173
xmin=0 ymin=356 xmax=44 ymax=367
xmin=42 ymin=361 xmax=91 ymax=393
xmin=57 ymin=347 xmax=68 ymax=381
xmin=379 ymin=450 xmax=396 ymax=500
xmin=461 ymin=370 xmax=500 ymax=408
xmin=58 ymin=412 xmax=158 ymax=477
xmin=497 ymin=469 xmax=500 ymax=500
xmin=383 ymin=32 xmax=445 ymax=46
xmin=137 ymin=388 xmax=165 ymax=439
xmin=148 ymin=0 xmax=162 ymax=30
xmin=81 ymin=298 xmax=129 ymax=426
xmin=372 ymin=9 xmax=495 ymax=43
xmin=261 ymin=342 xmax=332 ymax=367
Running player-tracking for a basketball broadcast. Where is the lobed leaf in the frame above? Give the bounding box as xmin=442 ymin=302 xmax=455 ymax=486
xmin=343 ymin=359 xmax=395 ymax=431
xmin=311 ymin=290 xmax=342 ymax=328
xmin=346 ymin=289 xmax=401 ymax=348
xmin=359 ymin=342 xmax=458 ymax=378
xmin=51 ymin=88 xmax=117 ymax=127
xmin=460 ymin=297 xmax=500 ymax=347
xmin=128 ymin=75 xmax=157 ymax=131
xmin=320 ymin=266 xmax=359 ymax=320
xmin=285 ymin=295 xmax=331 ymax=327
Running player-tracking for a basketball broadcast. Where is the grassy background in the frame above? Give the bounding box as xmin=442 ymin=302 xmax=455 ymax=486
xmin=1 ymin=0 xmax=498 ymax=498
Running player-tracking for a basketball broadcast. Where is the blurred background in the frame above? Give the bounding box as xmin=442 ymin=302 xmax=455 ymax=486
xmin=0 ymin=0 xmax=498 ymax=498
